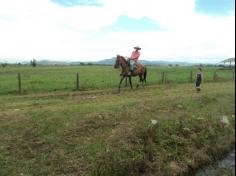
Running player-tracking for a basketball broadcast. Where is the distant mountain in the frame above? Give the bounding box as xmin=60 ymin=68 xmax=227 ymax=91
xmin=20 ymin=58 xmax=194 ymax=66
xmin=138 ymin=60 xmax=194 ymax=66
xmin=92 ymin=57 xmax=116 ymax=65
xmin=38 ymin=60 xmax=70 ymax=65
xmin=93 ymin=58 xmax=194 ymax=66
xmin=21 ymin=60 xmax=70 ymax=65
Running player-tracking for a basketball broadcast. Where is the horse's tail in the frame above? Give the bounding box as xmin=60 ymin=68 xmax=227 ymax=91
xmin=144 ymin=66 xmax=147 ymax=84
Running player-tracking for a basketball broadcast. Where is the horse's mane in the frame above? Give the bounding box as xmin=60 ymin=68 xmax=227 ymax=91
xmin=117 ymin=55 xmax=128 ymax=64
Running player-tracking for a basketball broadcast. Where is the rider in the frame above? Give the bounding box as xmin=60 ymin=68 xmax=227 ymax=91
xmin=129 ymin=46 xmax=141 ymax=75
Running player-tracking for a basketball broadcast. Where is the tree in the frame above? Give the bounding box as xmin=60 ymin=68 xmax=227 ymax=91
xmin=1 ymin=63 xmax=7 ymax=68
xmin=30 ymin=59 xmax=37 ymax=67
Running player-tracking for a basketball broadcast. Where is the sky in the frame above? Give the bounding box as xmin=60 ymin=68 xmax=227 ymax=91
xmin=0 ymin=0 xmax=235 ymax=63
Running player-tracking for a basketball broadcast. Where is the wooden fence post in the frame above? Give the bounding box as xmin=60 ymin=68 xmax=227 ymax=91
xmin=213 ymin=72 xmax=217 ymax=81
xmin=164 ymin=72 xmax=167 ymax=84
xmin=18 ymin=73 xmax=21 ymax=94
xmin=161 ymin=72 xmax=164 ymax=84
xmin=76 ymin=73 xmax=79 ymax=90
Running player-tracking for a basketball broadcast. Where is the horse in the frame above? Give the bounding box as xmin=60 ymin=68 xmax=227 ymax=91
xmin=114 ymin=54 xmax=147 ymax=91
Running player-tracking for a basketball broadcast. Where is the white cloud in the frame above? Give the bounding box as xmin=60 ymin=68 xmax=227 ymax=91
xmin=0 ymin=0 xmax=234 ymax=63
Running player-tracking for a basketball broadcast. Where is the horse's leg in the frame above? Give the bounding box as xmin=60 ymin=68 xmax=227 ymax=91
xmin=129 ymin=76 xmax=133 ymax=89
xmin=141 ymin=74 xmax=144 ymax=87
xmin=137 ymin=75 xmax=144 ymax=88
xmin=125 ymin=77 xmax=128 ymax=87
xmin=136 ymin=75 xmax=140 ymax=88
xmin=140 ymin=75 xmax=144 ymax=87
xmin=119 ymin=76 xmax=125 ymax=92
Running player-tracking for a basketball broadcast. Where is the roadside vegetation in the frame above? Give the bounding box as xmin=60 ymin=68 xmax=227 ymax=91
xmin=0 ymin=81 xmax=234 ymax=176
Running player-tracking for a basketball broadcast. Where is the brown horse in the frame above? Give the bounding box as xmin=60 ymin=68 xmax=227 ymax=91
xmin=114 ymin=54 xmax=147 ymax=91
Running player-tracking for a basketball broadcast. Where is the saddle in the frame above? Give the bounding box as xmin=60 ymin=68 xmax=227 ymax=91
xmin=131 ymin=63 xmax=143 ymax=76
xmin=126 ymin=58 xmax=144 ymax=76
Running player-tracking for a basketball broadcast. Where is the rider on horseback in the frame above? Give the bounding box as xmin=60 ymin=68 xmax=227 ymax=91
xmin=128 ymin=46 xmax=141 ymax=75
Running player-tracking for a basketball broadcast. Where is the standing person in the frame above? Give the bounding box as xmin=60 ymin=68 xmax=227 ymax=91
xmin=196 ymin=67 xmax=202 ymax=92
xmin=129 ymin=46 xmax=141 ymax=75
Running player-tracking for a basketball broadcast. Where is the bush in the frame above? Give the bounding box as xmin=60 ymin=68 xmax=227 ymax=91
xmin=30 ymin=59 xmax=37 ymax=67
xmin=1 ymin=63 xmax=7 ymax=68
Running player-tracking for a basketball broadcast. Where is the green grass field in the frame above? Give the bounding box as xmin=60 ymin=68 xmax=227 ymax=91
xmin=0 ymin=65 xmax=234 ymax=95
xmin=0 ymin=81 xmax=235 ymax=176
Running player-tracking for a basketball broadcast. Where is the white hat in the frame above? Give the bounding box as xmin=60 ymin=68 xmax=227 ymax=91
xmin=134 ymin=46 xmax=141 ymax=50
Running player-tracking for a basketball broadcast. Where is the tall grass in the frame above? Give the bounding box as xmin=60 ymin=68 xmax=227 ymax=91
xmin=0 ymin=82 xmax=234 ymax=176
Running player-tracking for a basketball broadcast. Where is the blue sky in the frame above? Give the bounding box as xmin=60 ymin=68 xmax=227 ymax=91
xmin=195 ymin=0 xmax=235 ymax=15
xmin=0 ymin=0 xmax=235 ymax=63
xmin=103 ymin=15 xmax=164 ymax=32
xmin=51 ymin=0 xmax=103 ymax=7
xmin=52 ymin=0 xmax=235 ymax=15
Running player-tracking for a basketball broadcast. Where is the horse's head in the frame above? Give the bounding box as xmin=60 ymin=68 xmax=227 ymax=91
xmin=114 ymin=54 xmax=121 ymax=69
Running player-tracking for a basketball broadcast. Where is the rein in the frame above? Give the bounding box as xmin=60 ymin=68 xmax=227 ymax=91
xmin=118 ymin=56 xmax=130 ymax=74
xmin=119 ymin=56 xmax=128 ymax=67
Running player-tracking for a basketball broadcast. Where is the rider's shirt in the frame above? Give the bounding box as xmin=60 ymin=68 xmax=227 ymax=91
xmin=130 ymin=50 xmax=140 ymax=62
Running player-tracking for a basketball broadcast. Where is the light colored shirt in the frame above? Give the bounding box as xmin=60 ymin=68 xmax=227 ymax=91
xmin=130 ymin=50 xmax=140 ymax=61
